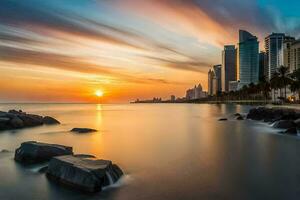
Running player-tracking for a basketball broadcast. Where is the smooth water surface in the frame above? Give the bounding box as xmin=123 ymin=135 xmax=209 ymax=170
xmin=0 ymin=103 xmax=300 ymax=200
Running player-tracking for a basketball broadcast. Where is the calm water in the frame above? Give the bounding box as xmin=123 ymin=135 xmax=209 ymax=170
xmin=0 ymin=103 xmax=300 ymax=200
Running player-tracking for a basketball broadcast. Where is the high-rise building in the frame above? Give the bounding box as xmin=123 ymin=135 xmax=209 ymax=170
xmin=238 ymin=30 xmax=259 ymax=88
xmin=265 ymin=33 xmax=285 ymax=79
xmin=222 ymin=45 xmax=237 ymax=92
xmin=283 ymin=36 xmax=296 ymax=72
xmin=208 ymin=65 xmax=222 ymax=96
xmin=208 ymin=69 xmax=214 ymax=96
xmin=259 ymin=51 xmax=267 ymax=80
xmin=213 ymin=64 xmax=222 ymax=94
xmin=290 ymin=40 xmax=300 ymax=71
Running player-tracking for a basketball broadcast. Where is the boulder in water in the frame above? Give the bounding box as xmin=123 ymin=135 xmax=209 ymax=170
xmin=46 ymin=155 xmax=124 ymax=193
xmin=71 ymin=128 xmax=97 ymax=133
xmin=284 ymin=127 xmax=298 ymax=135
xmin=236 ymin=116 xmax=244 ymax=120
xmin=14 ymin=141 xmax=73 ymax=164
xmin=218 ymin=118 xmax=228 ymax=121
xmin=43 ymin=116 xmax=60 ymax=125
xmin=273 ymin=120 xmax=295 ymax=129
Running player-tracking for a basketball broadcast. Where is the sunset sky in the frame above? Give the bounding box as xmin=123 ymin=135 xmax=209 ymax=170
xmin=1 ymin=0 xmax=300 ymax=103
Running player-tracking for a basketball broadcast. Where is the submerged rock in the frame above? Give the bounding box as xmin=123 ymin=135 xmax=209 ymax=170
xmin=46 ymin=155 xmax=123 ymax=193
xmin=71 ymin=128 xmax=97 ymax=133
xmin=218 ymin=118 xmax=228 ymax=121
xmin=14 ymin=141 xmax=73 ymax=164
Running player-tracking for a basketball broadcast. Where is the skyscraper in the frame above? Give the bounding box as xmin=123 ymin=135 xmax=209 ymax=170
xmin=265 ymin=33 xmax=285 ymax=79
xmin=222 ymin=45 xmax=237 ymax=92
xmin=238 ymin=30 xmax=259 ymax=88
xmin=283 ymin=36 xmax=296 ymax=72
xmin=208 ymin=65 xmax=222 ymax=96
xmin=259 ymin=51 xmax=267 ymax=80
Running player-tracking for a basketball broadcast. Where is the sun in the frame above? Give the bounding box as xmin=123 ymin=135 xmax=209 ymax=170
xmin=95 ymin=90 xmax=104 ymax=97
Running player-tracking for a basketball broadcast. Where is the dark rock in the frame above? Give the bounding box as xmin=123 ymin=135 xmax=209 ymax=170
xmin=10 ymin=117 xmax=24 ymax=129
xmin=273 ymin=120 xmax=296 ymax=129
xmin=247 ymin=107 xmax=300 ymax=122
xmin=284 ymin=127 xmax=298 ymax=135
xmin=43 ymin=116 xmax=60 ymax=125
xmin=294 ymin=118 xmax=300 ymax=128
xmin=1 ymin=149 xmax=9 ymax=153
xmin=18 ymin=114 xmax=43 ymax=127
xmin=236 ymin=116 xmax=244 ymax=120
xmin=38 ymin=166 xmax=48 ymax=173
xmin=74 ymin=154 xmax=96 ymax=159
xmin=15 ymin=141 xmax=73 ymax=164
xmin=234 ymin=113 xmax=242 ymax=117
xmin=218 ymin=118 xmax=228 ymax=121
xmin=46 ymin=155 xmax=124 ymax=193
xmin=71 ymin=128 xmax=97 ymax=133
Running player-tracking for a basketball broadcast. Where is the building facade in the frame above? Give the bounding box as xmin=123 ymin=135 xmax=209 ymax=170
xmin=208 ymin=65 xmax=222 ymax=96
xmin=238 ymin=30 xmax=259 ymax=88
xmin=186 ymin=84 xmax=207 ymax=100
xmin=265 ymin=33 xmax=285 ymax=79
xmin=290 ymin=40 xmax=300 ymax=71
xmin=222 ymin=45 xmax=237 ymax=92
xmin=259 ymin=51 xmax=267 ymax=80
xmin=283 ymin=36 xmax=296 ymax=72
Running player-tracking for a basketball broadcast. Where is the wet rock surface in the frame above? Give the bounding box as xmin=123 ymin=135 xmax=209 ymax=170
xmin=15 ymin=141 xmax=73 ymax=164
xmin=0 ymin=110 xmax=60 ymax=131
xmin=46 ymin=155 xmax=123 ymax=193
xmin=70 ymin=128 xmax=97 ymax=133
xmin=247 ymin=107 xmax=299 ymax=135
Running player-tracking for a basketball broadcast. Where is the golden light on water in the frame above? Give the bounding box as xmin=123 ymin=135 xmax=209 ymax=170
xmin=95 ymin=90 xmax=104 ymax=97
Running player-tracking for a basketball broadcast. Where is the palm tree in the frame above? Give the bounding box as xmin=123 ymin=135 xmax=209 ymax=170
xmin=290 ymin=68 xmax=300 ymax=101
xmin=277 ymin=66 xmax=292 ymax=99
xmin=258 ymin=76 xmax=271 ymax=102
xmin=270 ymin=72 xmax=281 ymax=101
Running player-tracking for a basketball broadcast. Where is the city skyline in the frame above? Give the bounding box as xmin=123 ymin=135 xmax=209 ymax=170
xmin=1 ymin=0 xmax=300 ymax=103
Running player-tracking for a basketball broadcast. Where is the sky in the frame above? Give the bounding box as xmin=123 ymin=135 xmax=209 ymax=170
xmin=0 ymin=0 xmax=300 ymax=103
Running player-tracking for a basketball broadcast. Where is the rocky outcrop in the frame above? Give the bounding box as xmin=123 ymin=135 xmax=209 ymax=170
xmin=71 ymin=128 xmax=97 ymax=133
xmin=46 ymin=155 xmax=123 ymax=193
xmin=15 ymin=141 xmax=73 ymax=164
xmin=247 ymin=107 xmax=300 ymax=135
xmin=273 ymin=120 xmax=296 ymax=129
xmin=247 ymin=107 xmax=300 ymax=122
xmin=0 ymin=110 xmax=60 ymax=131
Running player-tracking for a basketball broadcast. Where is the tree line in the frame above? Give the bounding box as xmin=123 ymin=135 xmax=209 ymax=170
xmin=210 ymin=66 xmax=300 ymax=103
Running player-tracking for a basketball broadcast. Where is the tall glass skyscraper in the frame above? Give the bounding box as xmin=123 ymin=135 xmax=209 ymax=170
xmin=265 ymin=33 xmax=285 ymax=79
xmin=222 ymin=45 xmax=237 ymax=92
xmin=238 ymin=30 xmax=259 ymax=88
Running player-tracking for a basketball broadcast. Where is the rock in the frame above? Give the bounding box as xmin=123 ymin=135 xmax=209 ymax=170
xmin=71 ymin=128 xmax=97 ymax=133
xmin=0 ymin=117 xmax=10 ymax=122
xmin=15 ymin=141 xmax=73 ymax=164
xmin=74 ymin=154 xmax=96 ymax=159
xmin=1 ymin=149 xmax=9 ymax=153
xmin=43 ymin=116 xmax=60 ymax=125
xmin=38 ymin=166 xmax=48 ymax=173
xmin=284 ymin=127 xmax=298 ymax=135
xmin=46 ymin=155 xmax=124 ymax=193
xmin=18 ymin=114 xmax=43 ymax=127
xmin=294 ymin=118 xmax=300 ymax=128
xmin=234 ymin=113 xmax=242 ymax=117
xmin=247 ymin=107 xmax=300 ymax=122
xmin=10 ymin=117 xmax=24 ymax=129
xmin=218 ymin=118 xmax=228 ymax=121
xmin=273 ymin=120 xmax=296 ymax=129
xmin=236 ymin=116 xmax=244 ymax=120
